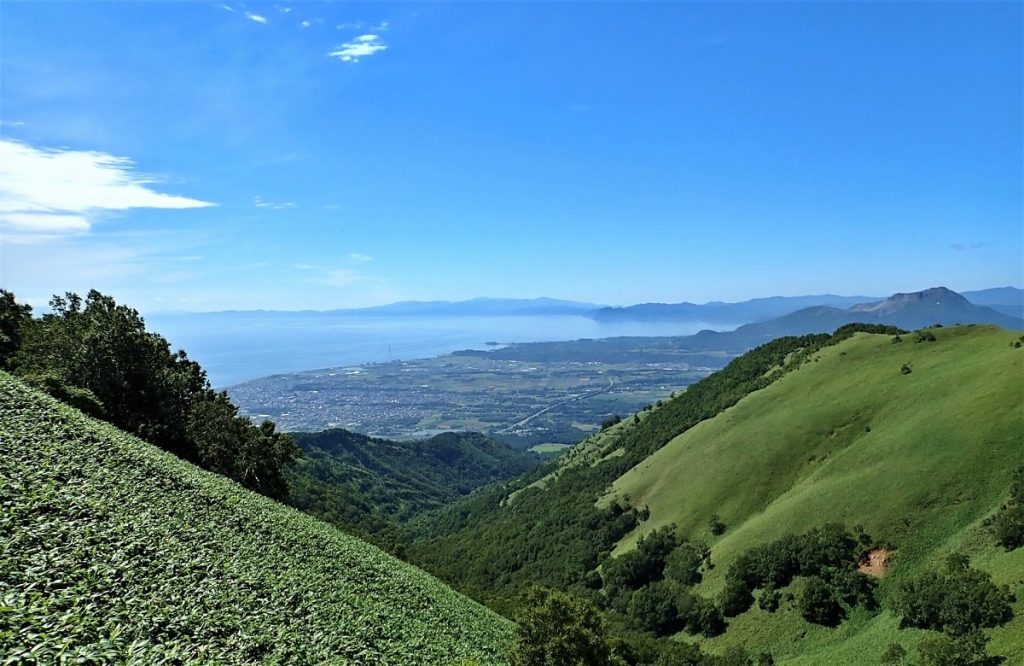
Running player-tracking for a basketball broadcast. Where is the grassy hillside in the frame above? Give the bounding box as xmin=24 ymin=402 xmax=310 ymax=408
xmin=409 ymin=332 xmax=843 ymax=611
xmin=0 ymin=372 xmax=514 ymax=664
xmin=604 ymin=325 xmax=1024 ymax=662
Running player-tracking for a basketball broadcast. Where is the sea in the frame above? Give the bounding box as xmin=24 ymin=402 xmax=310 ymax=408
xmin=145 ymin=312 xmax=734 ymax=388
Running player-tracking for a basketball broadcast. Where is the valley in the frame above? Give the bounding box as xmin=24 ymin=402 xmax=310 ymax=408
xmin=2 ymin=283 xmax=1022 ymax=665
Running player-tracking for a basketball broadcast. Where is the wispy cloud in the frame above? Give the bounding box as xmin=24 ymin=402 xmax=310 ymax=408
xmin=218 ymin=3 xmax=235 ymax=12
xmin=300 ymin=20 xmax=311 ymax=29
xmin=320 ymin=267 xmax=362 ymax=288
xmin=245 ymin=12 xmax=267 ymax=24
xmin=0 ymin=139 xmax=213 ymax=242
xmin=335 ymin=20 xmax=388 ymax=32
xmin=328 ymin=34 xmax=387 ymax=63
xmin=951 ymin=242 xmax=990 ymax=251
xmin=347 ymin=253 xmax=372 ymax=264
xmin=294 ymin=262 xmax=370 ymax=288
xmin=253 ymin=196 xmax=296 ymax=210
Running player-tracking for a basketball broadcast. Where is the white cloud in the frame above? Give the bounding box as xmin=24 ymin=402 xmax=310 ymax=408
xmin=253 ymin=196 xmax=296 ymax=210
xmin=0 ymin=139 xmax=213 ymax=242
xmin=300 ymin=20 xmax=311 ymax=28
xmin=321 ymin=268 xmax=361 ymax=288
xmin=1 ymin=213 xmax=90 ymax=232
xmin=328 ymin=34 xmax=387 ymax=62
xmin=347 ymin=253 xmax=372 ymax=264
xmin=218 ymin=3 xmax=235 ymax=12
xmin=245 ymin=12 xmax=267 ymax=24
xmin=294 ymin=261 xmax=372 ymax=288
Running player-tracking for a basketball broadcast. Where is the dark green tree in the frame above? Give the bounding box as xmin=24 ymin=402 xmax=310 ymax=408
xmin=916 ymin=630 xmax=994 ymax=666
xmin=665 ymin=541 xmax=709 ymax=587
xmin=0 ymin=289 xmax=32 ymax=369
xmin=628 ymin=582 xmax=681 ymax=636
xmin=798 ymin=576 xmax=844 ymax=626
xmin=512 ymin=587 xmax=623 ymax=666
xmin=12 ymin=290 xmax=299 ymax=500
xmin=891 ymin=557 xmax=1014 ymax=636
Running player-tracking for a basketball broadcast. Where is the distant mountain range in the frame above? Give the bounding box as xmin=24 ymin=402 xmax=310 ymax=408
xmin=960 ymin=286 xmax=1024 ymax=319
xmin=592 ymin=286 xmax=1023 ymax=324
xmin=150 ymin=297 xmax=604 ymax=318
xmin=685 ymin=286 xmax=1023 ymax=351
xmin=332 ymin=297 xmax=604 ymax=317
xmin=591 ymin=294 xmax=882 ymax=324
xmin=151 ymin=287 xmax=1021 ymax=323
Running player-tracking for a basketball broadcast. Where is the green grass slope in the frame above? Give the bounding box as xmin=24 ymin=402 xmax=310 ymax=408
xmin=605 ymin=325 xmax=1024 ymax=662
xmin=0 ymin=372 xmax=514 ymax=665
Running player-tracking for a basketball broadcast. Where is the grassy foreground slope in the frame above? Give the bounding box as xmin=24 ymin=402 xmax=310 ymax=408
xmin=0 ymin=372 xmax=514 ymax=665
xmin=606 ymin=325 xmax=1024 ymax=662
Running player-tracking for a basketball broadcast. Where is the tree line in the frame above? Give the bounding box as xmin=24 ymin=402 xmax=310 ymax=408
xmin=0 ymin=289 xmax=299 ymax=500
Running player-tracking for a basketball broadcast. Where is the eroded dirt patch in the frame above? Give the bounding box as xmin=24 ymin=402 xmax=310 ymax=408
xmin=858 ymin=548 xmax=891 ymax=577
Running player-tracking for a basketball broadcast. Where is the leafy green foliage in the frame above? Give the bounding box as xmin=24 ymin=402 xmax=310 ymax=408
xmin=664 ymin=541 xmax=710 ymax=587
xmin=287 ymin=428 xmax=539 ymax=554
xmin=627 ymin=582 xmax=681 ymax=636
xmin=8 ymin=290 xmax=298 ymax=499
xmin=0 ymin=289 xmax=32 ymax=370
xmin=798 ymin=576 xmax=844 ymax=626
xmin=987 ymin=466 xmax=1024 ymax=550
xmin=890 ymin=556 xmax=1015 ymax=637
xmin=512 ymin=587 xmax=623 ymax=666
xmin=603 ymin=526 xmax=679 ymax=593
xmin=880 ymin=642 xmax=908 ymax=664
xmin=916 ymin=631 xmax=998 ymax=666
xmin=674 ymin=589 xmax=726 ymax=638
xmin=0 ymin=373 xmax=514 ymax=664
xmin=716 ymin=518 xmax=868 ymax=618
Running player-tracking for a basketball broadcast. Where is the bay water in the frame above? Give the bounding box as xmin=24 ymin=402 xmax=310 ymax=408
xmin=146 ymin=312 xmax=734 ymax=387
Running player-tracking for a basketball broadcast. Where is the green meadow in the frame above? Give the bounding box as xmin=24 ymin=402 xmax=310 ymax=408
xmin=604 ymin=325 xmax=1024 ymax=662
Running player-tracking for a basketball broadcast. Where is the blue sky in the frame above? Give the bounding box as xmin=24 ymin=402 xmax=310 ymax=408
xmin=1 ymin=1 xmax=1021 ymax=312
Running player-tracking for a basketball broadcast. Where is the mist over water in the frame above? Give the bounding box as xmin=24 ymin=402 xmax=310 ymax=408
xmin=146 ymin=313 xmax=736 ymax=387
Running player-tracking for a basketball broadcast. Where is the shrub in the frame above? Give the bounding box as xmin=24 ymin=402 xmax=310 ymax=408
xmin=720 ymin=576 xmax=755 ymax=617
xmin=757 ymin=585 xmax=781 ymax=612
xmin=916 ymin=630 xmax=992 ymax=666
xmin=709 ymin=513 xmax=727 ymax=535
xmin=628 ymin=582 xmax=681 ymax=636
xmin=512 ymin=587 xmax=621 ymax=666
xmin=20 ymin=371 xmax=106 ymax=419
xmin=601 ymin=415 xmax=622 ymax=430
xmin=602 ymin=526 xmax=678 ymax=592
xmin=664 ymin=541 xmax=709 ymax=587
xmin=989 ymin=466 xmax=1024 ymax=550
xmin=880 ymin=643 xmax=907 ymax=664
xmin=798 ymin=576 xmax=844 ymax=626
xmin=891 ymin=558 xmax=1014 ymax=636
